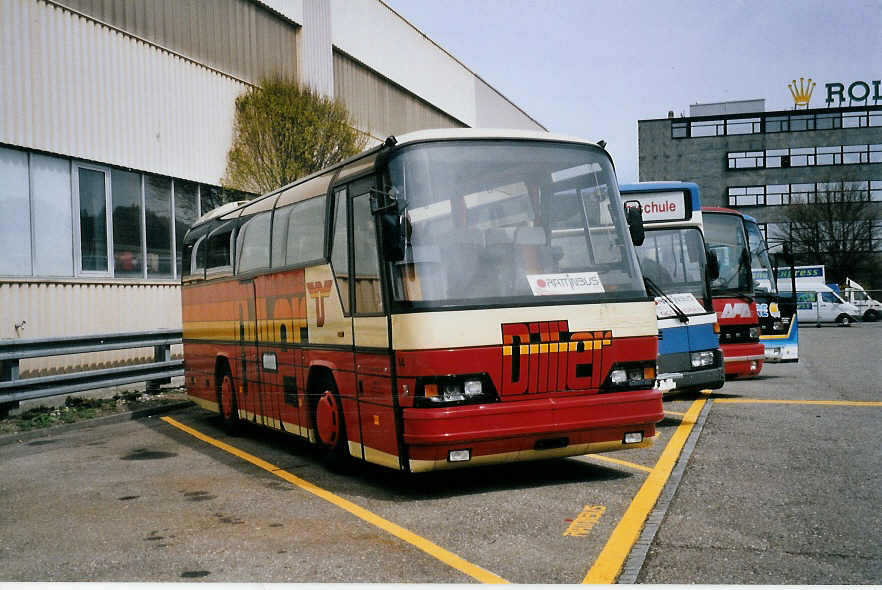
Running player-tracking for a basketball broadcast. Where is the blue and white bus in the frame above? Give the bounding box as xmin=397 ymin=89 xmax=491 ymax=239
xmin=620 ymin=182 xmax=724 ymax=394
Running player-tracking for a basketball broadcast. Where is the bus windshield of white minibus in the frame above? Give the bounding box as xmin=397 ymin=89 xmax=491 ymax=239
xmin=385 ymin=140 xmax=646 ymax=305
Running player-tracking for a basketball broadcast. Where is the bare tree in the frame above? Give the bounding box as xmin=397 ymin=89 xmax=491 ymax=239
xmin=223 ymin=76 xmax=368 ymax=194
xmin=783 ymin=180 xmax=879 ymax=284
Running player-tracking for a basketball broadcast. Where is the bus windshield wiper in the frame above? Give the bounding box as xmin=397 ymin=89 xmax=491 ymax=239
xmin=645 ymin=276 xmax=689 ymax=324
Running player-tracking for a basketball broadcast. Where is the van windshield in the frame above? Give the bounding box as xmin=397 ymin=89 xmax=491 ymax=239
xmin=384 ymin=140 xmax=646 ymax=307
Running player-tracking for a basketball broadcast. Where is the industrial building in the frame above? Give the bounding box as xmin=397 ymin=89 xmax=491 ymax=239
xmin=638 ymin=98 xmax=882 ymax=285
xmin=0 ymin=0 xmax=543 ymax=380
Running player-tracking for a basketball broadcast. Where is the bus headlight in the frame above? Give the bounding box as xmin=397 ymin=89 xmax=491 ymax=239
xmin=691 ymin=350 xmax=715 ymax=368
xmin=602 ymin=362 xmax=655 ymax=391
xmin=415 ymin=374 xmax=497 ymax=408
xmin=772 ymin=322 xmax=784 ymax=332
xmin=748 ymin=326 xmax=760 ymax=340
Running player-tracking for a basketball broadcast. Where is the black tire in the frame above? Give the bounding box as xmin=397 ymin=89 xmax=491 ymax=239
xmin=216 ymin=363 xmax=241 ymax=435
xmin=836 ymin=314 xmax=852 ymax=327
xmin=864 ymin=309 xmax=879 ymax=322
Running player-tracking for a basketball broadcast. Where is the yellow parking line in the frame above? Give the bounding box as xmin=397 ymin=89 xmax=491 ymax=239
xmin=582 ymin=397 xmax=706 ymax=584
xmin=714 ymin=399 xmax=882 ymax=407
xmin=585 ymin=454 xmax=653 ymax=473
xmin=161 ymin=416 xmax=509 ymax=584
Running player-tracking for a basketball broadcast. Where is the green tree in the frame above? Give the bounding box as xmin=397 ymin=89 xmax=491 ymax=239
xmin=223 ymin=76 xmax=368 ymax=194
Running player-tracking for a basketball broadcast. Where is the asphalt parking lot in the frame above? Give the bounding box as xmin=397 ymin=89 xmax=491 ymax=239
xmin=1 ymin=322 xmax=880 ymax=583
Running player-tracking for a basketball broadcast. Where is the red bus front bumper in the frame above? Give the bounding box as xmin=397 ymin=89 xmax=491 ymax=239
xmin=402 ymin=389 xmax=663 ymax=472
xmin=720 ymin=341 xmax=765 ymax=378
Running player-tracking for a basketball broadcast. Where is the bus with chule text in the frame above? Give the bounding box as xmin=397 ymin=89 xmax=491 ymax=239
xmin=619 ymin=182 xmax=724 ymax=394
xmin=181 ymin=129 xmax=664 ymax=472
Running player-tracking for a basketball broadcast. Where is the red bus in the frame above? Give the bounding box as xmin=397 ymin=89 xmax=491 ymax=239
xmin=181 ymin=129 xmax=663 ymax=472
xmin=701 ymin=207 xmax=765 ymax=378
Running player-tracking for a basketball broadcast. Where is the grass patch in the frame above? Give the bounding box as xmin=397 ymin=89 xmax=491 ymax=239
xmin=0 ymin=388 xmax=188 ymax=435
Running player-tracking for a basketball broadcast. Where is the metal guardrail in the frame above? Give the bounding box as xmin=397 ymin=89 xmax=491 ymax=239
xmin=0 ymin=329 xmax=183 ymax=409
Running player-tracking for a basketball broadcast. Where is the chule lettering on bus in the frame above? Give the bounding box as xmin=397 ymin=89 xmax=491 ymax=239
xmin=180 ymin=129 xmax=664 ymax=473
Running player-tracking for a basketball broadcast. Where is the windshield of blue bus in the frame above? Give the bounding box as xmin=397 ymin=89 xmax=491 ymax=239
xmin=385 ymin=140 xmax=646 ymax=306
xmin=636 ymin=227 xmax=711 ymax=309
xmin=744 ymin=219 xmax=777 ymax=296
xmin=702 ymin=211 xmax=752 ymax=295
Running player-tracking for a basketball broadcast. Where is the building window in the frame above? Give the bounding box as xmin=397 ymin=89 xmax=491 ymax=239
xmin=145 ymin=175 xmax=173 ymax=278
xmin=31 ymin=154 xmax=73 ymax=276
xmin=76 ymin=165 xmax=112 ymax=274
xmin=0 ymin=147 xmax=31 ymax=276
xmin=726 ymin=117 xmax=761 ymax=135
xmin=671 ymin=122 xmax=688 ymax=138
xmin=174 ymin=180 xmax=199 ymax=277
xmin=727 ymin=143 xmax=882 ymax=170
xmin=111 ymin=169 xmax=144 ymax=277
xmin=690 ymin=119 xmax=724 ymax=137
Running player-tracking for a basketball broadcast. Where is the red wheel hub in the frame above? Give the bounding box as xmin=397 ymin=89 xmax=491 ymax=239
xmin=221 ymin=375 xmax=235 ymax=419
xmin=315 ymin=390 xmax=341 ymax=447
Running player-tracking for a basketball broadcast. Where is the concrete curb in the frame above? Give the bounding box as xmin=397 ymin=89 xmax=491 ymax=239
xmin=617 ymin=398 xmax=714 ymax=583
xmin=0 ymin=400 xmax=194 ymax=447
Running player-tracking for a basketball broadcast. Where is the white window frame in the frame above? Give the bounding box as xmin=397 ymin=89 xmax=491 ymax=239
xmin=72 ymin=161 xmax=114 ymax=277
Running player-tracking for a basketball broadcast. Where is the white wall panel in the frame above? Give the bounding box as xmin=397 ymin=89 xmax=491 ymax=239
xmin=330 ymin=0 xmax=477 ymax=126
xmin=0 ymin=280 xmax=183 ymax=376
xmin=0 ymin=0 xmax=250 ymax=185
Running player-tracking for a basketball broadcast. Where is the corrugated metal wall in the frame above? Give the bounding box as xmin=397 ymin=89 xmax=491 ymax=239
xmin=333 ymin=49 xmax=464 ymax=139
xmin=298 ymin=0 xmax=333 ymax=97
xmin=53 ymin=0 xmax=299 ymax=84
xmin=1 ymin=281 xmax=182 ymax=377
xmin=0 ymin=0 xmax=251 ymax=185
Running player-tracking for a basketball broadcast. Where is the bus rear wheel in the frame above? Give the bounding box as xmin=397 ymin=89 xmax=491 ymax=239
xmin=216 ymin=365 xmax=241 ymax=434
xmin=314 ymin=379 xmax=346 ymax=455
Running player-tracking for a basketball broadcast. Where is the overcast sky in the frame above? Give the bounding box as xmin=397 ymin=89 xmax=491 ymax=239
xmin=382 ymin=0 xmax=882 ymax=183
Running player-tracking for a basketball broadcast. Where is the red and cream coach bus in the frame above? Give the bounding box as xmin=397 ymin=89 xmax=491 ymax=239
xmin=181 ymin=129 xmax=663 ymax=472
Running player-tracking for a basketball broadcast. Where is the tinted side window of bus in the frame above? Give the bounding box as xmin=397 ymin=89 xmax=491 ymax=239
xmin=206 ymin=230 xmax=233 ymax=268
xmin=271 ymin=196 xmax=326 ymax=269
xmin=237 ymin=212 xmax=271 ymax=273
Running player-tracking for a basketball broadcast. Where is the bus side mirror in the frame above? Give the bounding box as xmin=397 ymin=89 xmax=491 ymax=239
xmin=706 ymin=249 xmax=720 ymax=281
xmin=623 ymin=200 xmax=645 ymax=246
xmin=380 ymin=212 xmax=405 ymax=262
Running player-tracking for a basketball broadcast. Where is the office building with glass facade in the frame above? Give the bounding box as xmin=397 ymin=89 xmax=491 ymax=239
xmin=638 ymin=100 xmax=882 ymax=286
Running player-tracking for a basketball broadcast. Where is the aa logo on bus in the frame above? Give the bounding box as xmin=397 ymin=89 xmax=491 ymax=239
xmin=501 ymin=320 xmax=612 ymax=395
xmin=720 ymin=302 xmax=752 ymax=319
xmin=306 ymin=280 xmax=333 ymax=327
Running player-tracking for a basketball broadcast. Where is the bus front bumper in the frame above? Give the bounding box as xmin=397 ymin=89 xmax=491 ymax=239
xmin=402 ymin=389 xmax=663 ymax=472
xmin=721 ymin=342 xmax=765 ymax=378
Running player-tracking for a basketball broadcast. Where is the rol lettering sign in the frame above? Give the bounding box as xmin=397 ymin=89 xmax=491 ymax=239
xmin=631 ymin=190 xmax=688 ymax=222
xmin=825 ymin=79 xmax=882 ymax=106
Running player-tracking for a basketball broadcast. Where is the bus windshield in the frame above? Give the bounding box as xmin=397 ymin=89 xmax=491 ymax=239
xmin=636 ymin=227 xmax=711 ymax=308
xmin=385 ymin=140 xmax=646 ymax=306
xmin=703 ymin=211 xmax=752 ymax=295
xmin=744 ymin=219 xmax=777 ymax=296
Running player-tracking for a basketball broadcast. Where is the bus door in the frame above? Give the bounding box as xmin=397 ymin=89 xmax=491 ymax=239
xmin=337 ymin=177 xmax=398 ymax=467
xmin=234 ymin=212 xmax=272 ymax=427
xmin=253 ymin=267 xmax=306 ymax=437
